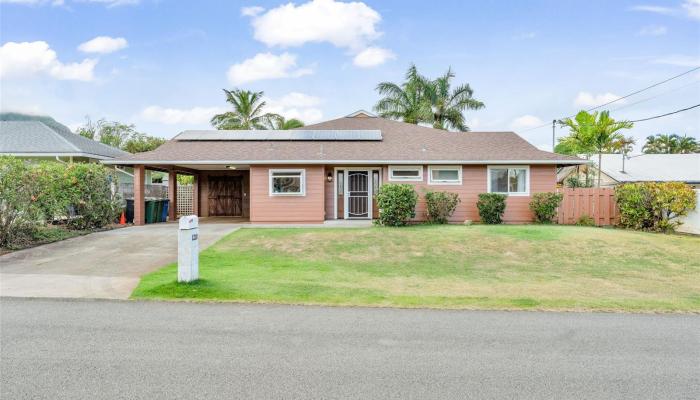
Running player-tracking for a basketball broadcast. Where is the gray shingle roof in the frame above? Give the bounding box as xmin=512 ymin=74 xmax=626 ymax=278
xmin=0 ymin=121 xmax=128 ymax=159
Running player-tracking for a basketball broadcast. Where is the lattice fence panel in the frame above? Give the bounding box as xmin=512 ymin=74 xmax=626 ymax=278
xmin=177 ymin=184 xmax=194 ymax=217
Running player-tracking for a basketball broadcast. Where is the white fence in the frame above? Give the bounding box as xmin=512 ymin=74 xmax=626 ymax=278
xmin=678 ymin=189 xmax=700 ymax=235
xmin=177 ymin=184 xmax=194 ymax=217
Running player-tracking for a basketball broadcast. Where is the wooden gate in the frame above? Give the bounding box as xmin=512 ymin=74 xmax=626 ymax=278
xmin=557 ymin=188 xmax=618 ymax=226
xmin=208 ymin=176 xmax=243 ymax=217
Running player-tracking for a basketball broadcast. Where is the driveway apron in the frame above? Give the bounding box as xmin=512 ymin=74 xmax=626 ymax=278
xmin=0 ymin=223 xmax=240 ymax=299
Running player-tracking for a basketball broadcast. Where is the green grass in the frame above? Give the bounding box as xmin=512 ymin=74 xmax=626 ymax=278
xmin=131 ymin=225 xmax=700 ymax=312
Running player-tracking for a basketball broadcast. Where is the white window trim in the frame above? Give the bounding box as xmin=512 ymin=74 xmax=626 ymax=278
xmin=428 ymin=165 xmax=462 ymax=185
xmin=388 ymin=165 xmax=423 ymax=182
xmin=487 ymin=165 xmax=530 ymax=196
xmin=269 ymin=168 xmax=306 ymax=196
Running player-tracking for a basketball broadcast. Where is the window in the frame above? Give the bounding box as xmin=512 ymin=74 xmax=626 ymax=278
xmin=487 ymin=166 xmax=529 ymax=195
xmin=336 ymin=170 xmax=344 ymax=195
xmin=428 ymin=166 xmax=462 ymax=185
xmin=389 ymin=166 xmax=423 ymax=181
xmin=269 ymin=169 xmax=305 ymax=196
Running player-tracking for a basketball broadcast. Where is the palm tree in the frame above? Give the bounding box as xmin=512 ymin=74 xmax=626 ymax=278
xmin=559 ymin=110 xmax=633 ymax=187
xmin=210 ymin=89 xmax=278 ymax=130
xmin=373 ymin=64 xmax=432 ymax=124
xmin=267 ymin=115 xmax=305 ymax=130
xmin=606 ymin=135 xmax=636 ymax=154
xmin=675 ymin=134 xmax=699 ymax=153
xmin=423 ymin=67 xmax=484 ymax=131
xmin=643 ymin=134 xmax=699 ymax=153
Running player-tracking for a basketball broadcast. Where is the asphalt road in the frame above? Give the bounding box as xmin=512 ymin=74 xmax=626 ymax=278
xmin=1 ymin=298 xmax=698 ymax=399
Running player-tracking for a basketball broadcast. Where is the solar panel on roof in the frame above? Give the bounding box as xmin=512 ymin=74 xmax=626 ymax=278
xmin=175 ymin=130 xmax=382 ymax=141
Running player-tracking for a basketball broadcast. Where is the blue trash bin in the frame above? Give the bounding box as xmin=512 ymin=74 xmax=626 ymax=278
xmin=161 ymin=199 xmax=170 ymax=222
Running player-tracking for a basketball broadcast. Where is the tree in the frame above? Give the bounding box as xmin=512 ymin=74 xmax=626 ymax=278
xmin=75 ymin=117 xmax=164 ymax=153
xmin=374 ymin=64 xmax=432 ymax=124
xmin=559 ymin=110 xmax=633 ymax=187
xmin=122 ymin=134 xmax=166 ymax=153
xmin=210 ymin=89 xmax=279 ymax=130
xmin=423 ymin=67 xmax=485 ymax=131
xmin=267 ymin=115 xmax=305 ymax=130
xmin=605 ymin=135 xmax=636 ymax=154
xmin=76 ymin=118 xmax=134 ymax=149
xmin=373 ymin=64 xmax=484 ymax=131
xmin=643 ymin=134 xmax=699 ymax=154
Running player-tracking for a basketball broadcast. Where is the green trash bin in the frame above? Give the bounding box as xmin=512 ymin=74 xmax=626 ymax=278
xmin=157 ymin=200 xmax=165 ymax=222
xmin=145 ymin=200 xmax=155 ymax=224
xmin=154 ymin=200 xmax=162 ymax=223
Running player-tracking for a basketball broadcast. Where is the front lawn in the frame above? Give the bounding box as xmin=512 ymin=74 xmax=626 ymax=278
xmin=132 ymin=225 xmax=700 ymax=312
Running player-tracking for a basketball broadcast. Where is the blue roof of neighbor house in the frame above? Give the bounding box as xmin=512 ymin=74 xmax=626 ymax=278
xmin=0 ymin=121 xmax=128 ymax=159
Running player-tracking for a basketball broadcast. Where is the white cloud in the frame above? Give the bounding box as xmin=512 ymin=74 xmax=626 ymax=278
xmin=227 ymin=52 xmax=313 ymax=85
xmin=265 ymin=92 xmax=323 ymax=123
xmin=77 ymin=0 xmax=139 ymax=7
xmin=510 ymin=115 xmax=544 ymax=130
xmin=78 ymin=36 xmax=128 ymax=54
xmin=0 ymin=41 xmax=97 ymax=81
xmin=630 ymin=1 xmax=700 ymax=19
xmin=630 ymin=5 xmax=676 ymax=15
xmin=573 ymin=92 xmax=625 ymax=108
xmin=683 ymin=0 xmax=700 ymax=19
xmin=513 ymin=32 xmax=537 ymax=40
xmin=140 ymin=106 xmax=227 ymax=125
xmin=652 ymin=55 xmax=700 ymax=67
xmin=352 ymin=47 xmax=395 ymax=68
xmin=247 ymin=0 xmax=382 ymax=50
xmin=240 ymin=5 xmax=264 ymax=16
xmin=638 ymin=25 xmax=667 ymax=36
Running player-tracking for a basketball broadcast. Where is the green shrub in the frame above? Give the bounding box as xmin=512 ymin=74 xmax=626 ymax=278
xmin=529 ymin=192 xmax=563 ymax=223
xmin=0 ymin=157 xmax=43 ymax=248
xmin=575 ymin=215 xmax=596 ymax=226
xmin=425 ymin=191 xmax=460 ymax=224
xmin=63 ymin=163 xmax=121 ymax=229
xmin=616 ymin=182 xmax=696 ymax=232
xmin=565 ymin=175 xmax=593 ymax=188
xmin=0 ymin=157 xmax=121 ymax=248
xmin=376 ymin=184 xmax=418 ymax=226
xmin=476 ymin=193 xmax=507 ymax=224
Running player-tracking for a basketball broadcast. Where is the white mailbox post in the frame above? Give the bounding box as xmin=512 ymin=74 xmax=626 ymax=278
xmin=178 ymin=215 xmax=199 ymax=283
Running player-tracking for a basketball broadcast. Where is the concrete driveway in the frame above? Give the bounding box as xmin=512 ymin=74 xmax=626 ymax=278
xmin=0 ymin=222 xmax=241 ymax=299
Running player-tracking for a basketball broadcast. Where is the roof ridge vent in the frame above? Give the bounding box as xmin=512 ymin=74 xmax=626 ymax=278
xmin=345 ymin=109 xmax=377 ymax=118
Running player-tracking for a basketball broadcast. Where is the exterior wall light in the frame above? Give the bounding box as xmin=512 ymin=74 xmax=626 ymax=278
xmin=327 ymin=172 xmax=333 ymax=182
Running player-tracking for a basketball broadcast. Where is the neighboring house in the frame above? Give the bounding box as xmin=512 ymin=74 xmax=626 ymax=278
xmin=0 ymin=120 xmax=165 ymax=185
xmin=104 ymin=110 xmax=585 ymax=225
xmin=557 ymin=153 xmax=700 ymax=188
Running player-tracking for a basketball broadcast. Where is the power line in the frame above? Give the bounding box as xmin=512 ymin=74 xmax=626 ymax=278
xmin=583 ymin=66 xmax=700 ymax=112
xmin=522 ymin=65 xmax=700 ymax=132
xmin=627 ymin=103 xmax=700 ymax=123
xmin=610 ymin=80 xmax=700 ymax=113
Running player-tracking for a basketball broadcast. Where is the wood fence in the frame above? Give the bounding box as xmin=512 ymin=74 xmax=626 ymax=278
xmin=557 ymin=188 xmax=619 ymax=226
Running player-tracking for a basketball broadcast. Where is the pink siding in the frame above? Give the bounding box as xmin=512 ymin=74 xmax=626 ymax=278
xmin=249 ymin=165 xmax=325 ymax=223
xmin=375 ymin=164 xmax=556 ymax=223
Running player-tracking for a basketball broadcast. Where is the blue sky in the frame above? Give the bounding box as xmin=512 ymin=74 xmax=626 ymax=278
xmin=1 ymin=0 xmax=699 ymax=152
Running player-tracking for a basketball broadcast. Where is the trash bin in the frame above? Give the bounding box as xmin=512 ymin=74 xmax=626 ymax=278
xmin=161 ymin=199 xmax=170 ymax=222
xmin=125 ymin=199 xmax=134 ymax=224
xmin=145 ymin=200 xmax=155 ymax=224
xmin=155 ymin=200 xmax=163 ymax=223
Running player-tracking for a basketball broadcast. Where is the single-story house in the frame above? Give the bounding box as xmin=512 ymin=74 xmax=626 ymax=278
xmin=0 ymin=120 xmax=166 ymax=185
xmin=103 ymin=110 xmax=585 ymax=225
xmin=557 ymin=153 xmax=700 ymax=188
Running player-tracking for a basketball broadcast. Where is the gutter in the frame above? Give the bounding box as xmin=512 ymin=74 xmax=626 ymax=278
xmin=101 ymin=159 xmax=589 ymax=166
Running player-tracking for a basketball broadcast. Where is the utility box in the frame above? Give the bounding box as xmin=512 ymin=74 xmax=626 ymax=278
xmin=178 ymin=215 xmax=199 ymax=282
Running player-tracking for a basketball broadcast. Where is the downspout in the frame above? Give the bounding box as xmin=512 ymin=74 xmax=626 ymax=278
xmin=54 ymin=156 xmax=66 ymax=163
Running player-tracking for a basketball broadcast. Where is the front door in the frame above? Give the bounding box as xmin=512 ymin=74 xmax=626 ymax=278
xmin=346 ymin=170 xmax=370 ymax=218
xmin=208 ymin=176 xmax=243 ymax=217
